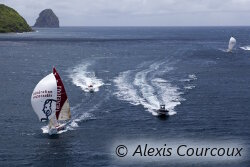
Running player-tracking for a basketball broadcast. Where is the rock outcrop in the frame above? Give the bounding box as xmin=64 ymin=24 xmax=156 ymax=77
xmin=34 ymin=9 xmax=59 ymax=28
xmin=0 ymin=4 xmax=32 ymax=33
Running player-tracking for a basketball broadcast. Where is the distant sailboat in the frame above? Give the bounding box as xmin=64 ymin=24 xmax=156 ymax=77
xmin=228 ymin=37 xmax=236 ymax=52
xmin=31 ymin=67 xmax=71 ymax=135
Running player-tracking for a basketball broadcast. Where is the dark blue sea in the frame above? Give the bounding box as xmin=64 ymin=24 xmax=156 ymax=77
xmin=0 ymin=27 xmax=250 ymax=166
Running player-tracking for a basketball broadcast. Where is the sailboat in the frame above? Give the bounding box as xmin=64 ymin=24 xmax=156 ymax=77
xmin=228 ymin=37 xmax=236 ymax=52
xmin=31 ymin=67 xmax=71 ymax=135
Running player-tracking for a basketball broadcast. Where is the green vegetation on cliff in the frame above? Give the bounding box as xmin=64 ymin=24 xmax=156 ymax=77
xmin=0 ymin=4 xmax=32 ymax=33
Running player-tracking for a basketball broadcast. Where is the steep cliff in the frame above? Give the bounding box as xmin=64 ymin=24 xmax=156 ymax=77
xmin=0 ymin=4 xmax=32 ymax=33
xmin=34 ymin=9 xmax=59 ymax=28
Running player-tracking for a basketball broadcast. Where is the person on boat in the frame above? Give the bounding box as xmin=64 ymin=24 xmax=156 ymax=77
xmin=160 ymin=105 xmax=165 ymax=111
xmin=157 ymin=105 xmax=169 ymax=117
xmin=88 ymin=84 xmax=94 ymax=92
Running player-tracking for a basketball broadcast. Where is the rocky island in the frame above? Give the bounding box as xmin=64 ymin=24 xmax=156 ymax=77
xmin=0 ymin=4 xmax=32 ymax=33
xmin=34 ymin=9 xmax=59 ymax=28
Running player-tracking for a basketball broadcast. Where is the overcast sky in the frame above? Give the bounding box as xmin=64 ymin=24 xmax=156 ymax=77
xmin=1 ymin=0 xmax=250 ymax=26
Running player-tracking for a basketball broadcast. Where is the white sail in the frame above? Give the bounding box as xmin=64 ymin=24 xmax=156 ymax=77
xmin=228 ymin=37 xmax=236 ymax=52
xmin=31 ymin=73 xmax=57 ymax=122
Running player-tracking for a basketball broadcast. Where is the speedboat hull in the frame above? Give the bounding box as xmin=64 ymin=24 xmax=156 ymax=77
xmin=156 ymin=109 xmax=169 ymax=117
xmin=157 ymin=112 xmax=168 ymax=117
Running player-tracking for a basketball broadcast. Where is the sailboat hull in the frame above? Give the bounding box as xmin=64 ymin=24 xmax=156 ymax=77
xmin=48 ymin=128 xmax=58 ymax=135
xmin=48 ymin=124 xmax=66 ymax=135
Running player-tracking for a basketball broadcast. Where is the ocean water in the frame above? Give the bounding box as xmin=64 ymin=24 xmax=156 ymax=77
xmin=0 ymin=27 xmax=250 ymax=166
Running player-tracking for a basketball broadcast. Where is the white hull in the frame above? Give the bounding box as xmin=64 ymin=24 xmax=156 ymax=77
xmin=48 ymin=128 xmax=58 ymax=135
xmin=48 ymin=123 xmax=66 ymax=135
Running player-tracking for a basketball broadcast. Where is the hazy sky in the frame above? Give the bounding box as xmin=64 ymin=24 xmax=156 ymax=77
xmin=1 ymin=0 xmax=250 ymax=26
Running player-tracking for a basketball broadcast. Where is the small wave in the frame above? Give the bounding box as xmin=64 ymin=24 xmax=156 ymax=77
xmin=16 ymin=31 xmax=36 ymax=35
xmin=184 ymin=85 xmax=196 ymax=90
xmin=240 ymin=46 xmax=250 ymax=51
xmin=69 ymin=62 xmax=104 ymax=92
xmin=41 ymin=126 xmax=49 ymax=134
xmin=105 ymin=83 xmax=112 ymax=86
xmin=219 ymin=48 xmax=229 ymax=52
xmin=21 ymin=132 xmax=36 ymax=136
xmin=188 ymin=74 xmax=197 ymax=80
xmin=65 ymin=102 xmax=98 ymax=131
xmin=69 ymin=112 xmax=95 ymax=128
xmin=152 ymin=78 xmax=168 ymax=83
xmin=180 ymin=74 xmax=197 ymax=82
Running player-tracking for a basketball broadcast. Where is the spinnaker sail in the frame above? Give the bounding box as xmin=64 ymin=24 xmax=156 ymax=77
xmin=31 ymin=73 xmax=57 ymax=122
xmin=228 ymin=37 xmax=236 ymax=52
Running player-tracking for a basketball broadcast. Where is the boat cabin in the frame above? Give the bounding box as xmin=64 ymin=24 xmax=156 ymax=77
xmin=160 ymin=105 xmax=165 ymax=111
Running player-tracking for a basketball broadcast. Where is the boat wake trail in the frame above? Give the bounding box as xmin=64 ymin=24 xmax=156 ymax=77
xmin=219 ymin=48 xmax=229 ymax=52
xmin=114 ymin=62 xmax=190 ymax=116
xmin=41 ymin=104 xmax=96 ymax=134
xmin=69 ymin=62 xmax=104 ymax=92
xmin=240 ymin=46 xmax=250 ymax=51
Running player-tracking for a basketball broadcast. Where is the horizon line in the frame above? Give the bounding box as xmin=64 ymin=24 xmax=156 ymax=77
xmin=33 ymin=25 xmax=250 ymax=27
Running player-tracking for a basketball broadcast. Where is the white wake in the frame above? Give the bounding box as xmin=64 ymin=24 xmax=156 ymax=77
xmin=41 ymin=104 xmax=95 ymax=134
xmin=114 ymin=62 xmax=186 ymax=116
xmin=69 ymin=62 xmax=104 ymax=92
xmin=240 ymin=46 xmax=250 ymax=51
